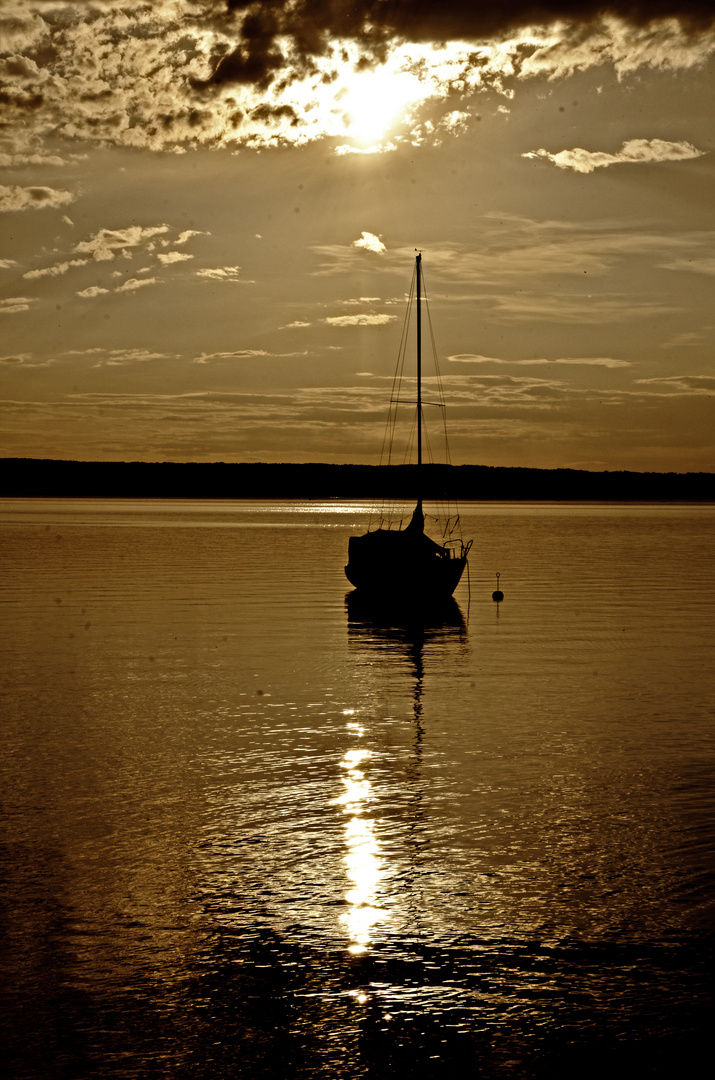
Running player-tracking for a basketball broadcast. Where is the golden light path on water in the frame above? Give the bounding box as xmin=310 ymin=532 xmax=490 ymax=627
xmin=337 ymin=711 xmax=388 ymax=957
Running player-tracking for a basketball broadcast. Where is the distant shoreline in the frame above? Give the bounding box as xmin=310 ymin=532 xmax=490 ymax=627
xmin=1 ymin=459 xmax=713 ymax=501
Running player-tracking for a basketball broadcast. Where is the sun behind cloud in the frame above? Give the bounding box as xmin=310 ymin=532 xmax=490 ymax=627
xmin=337 ymin=66 xmax=425 ymax=145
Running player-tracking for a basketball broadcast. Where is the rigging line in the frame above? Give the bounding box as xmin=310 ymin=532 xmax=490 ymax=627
xmin=421 ymin=262 xmax=464 ymax=548
xmin=381 ymin=265 xmax=416 ymax=466
xmin=422 ymin=266 xmax=453 ymax=467
xmin=402 ymin=411 xmax=418 ymax=466
xmin=432 ymin=320 xmax=453 ymax=467
xmin=465 ymin=555 xmax=471 ymax=621
xmin=423 ymin=412 xmax=435 ymax=467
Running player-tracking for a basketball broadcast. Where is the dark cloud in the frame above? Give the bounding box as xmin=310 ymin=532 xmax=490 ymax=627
xmin=201 ymin=1 xmax=715 ymax=90
xmin=217 ymin=0 xmax=715 ymax=37
xmin=204 ymin=7 xmax=284 ymax=89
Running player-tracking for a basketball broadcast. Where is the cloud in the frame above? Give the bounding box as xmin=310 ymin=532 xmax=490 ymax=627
xmin=92 ymin=349 xmax=177 ymax=368
xmin=316 ymin=220 xmax=715 ymax=294
xmin=75 ymin=225 xmax=169 ymax=262
xmin=325 ymin=313 xmax=398 ymax=326
xmin=196 ymin=266 xmax=251 ymax=282
xmin=77 ymin=286 xmax=109 ymax=298
xmin=157 ymin=251 xmax=194 ymax=265
xmin=0 ymin=353 xmax=31 ymax=365
xmin=524 ymin=138 xmax=705 ymax=173
xmin=24 ymin=258 xmax=89 ymax=280
xmin=552 ymin=357 xmax=633 ymax=367
xmin=0 ymin=185 xmax=74 ymax=212
xmin=284 ymin=320 xmax=311 ymax=328
xmin=0 ymin=132 xmax=83 ymax=167
xmin=660 ymin=256 xmax=715 ymax=275
xmin=1 ymin=4 xmax=714 ymax=154
xmin=490 ymin=292 xmax=679 ymax=323
xmin=176 ymin=230 xmax=206 ymax=245
xmin=0 ymin=354 xmax=55 ymax=368
xmin=0 ymin=259 xmax=18 ymax=270
xmin=0 ymin=296 xmax=34 ymax=314
xmin=659 ymin=331 xmax=707 ymax=349
xmin=353 ymin=231 xmax=386 ymax=255
xmin=194 ymin=349 xmax=306 ymax=363
xmin=194 ymin=350 xmax=271 ymax=364
xmin=114 ymin=277 xmax=158 ymax=292
xmin=449 ymin=354 xmax=510 ymax=364
xmin=449 ymin=354 xmax=632 ymax=367
xmin=634 ymin=375 xmax=715 ymax=394
xmin=335 ymin=143 xmax=397 ymax=156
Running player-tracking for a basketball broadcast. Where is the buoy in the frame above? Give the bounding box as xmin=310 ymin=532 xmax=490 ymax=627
xmin=492 ymin=572 xmax=504 ymax=602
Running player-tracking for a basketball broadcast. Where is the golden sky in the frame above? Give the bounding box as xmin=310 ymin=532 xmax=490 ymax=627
xmin=1 ymin=1 xmax=714 ymax=470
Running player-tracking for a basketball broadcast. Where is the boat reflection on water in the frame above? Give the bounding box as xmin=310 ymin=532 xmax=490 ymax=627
xmin=345 ymin=589 xmax=467 ymax=738
xmin=345 ymin=590 xmax=467 ymax=629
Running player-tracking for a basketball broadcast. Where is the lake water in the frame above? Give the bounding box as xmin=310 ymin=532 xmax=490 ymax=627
xmin=1 ymin=499 xmax=714 ymax=1078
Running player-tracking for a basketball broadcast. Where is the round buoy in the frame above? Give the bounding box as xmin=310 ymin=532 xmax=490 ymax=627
xmin=492 ymin=571 xmax=504 ymax=602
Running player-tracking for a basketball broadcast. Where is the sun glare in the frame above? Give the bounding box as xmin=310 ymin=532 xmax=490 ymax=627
xmin=339 ymin=68 xmax=424 ymax=145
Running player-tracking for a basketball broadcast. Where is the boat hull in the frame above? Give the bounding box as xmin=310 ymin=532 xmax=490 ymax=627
xmin=345 ymin=530 xmax=467 ymax=601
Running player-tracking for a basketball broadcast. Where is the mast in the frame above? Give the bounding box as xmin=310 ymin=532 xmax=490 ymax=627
xmin=416 ymin=253 xmax=422 ymax=470
xmin=406 ymin=252 xmax=425 ymax=533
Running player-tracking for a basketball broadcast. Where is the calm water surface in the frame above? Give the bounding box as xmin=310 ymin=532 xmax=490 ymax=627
xmin=1 ymin=499 xmax=714 ymax=1078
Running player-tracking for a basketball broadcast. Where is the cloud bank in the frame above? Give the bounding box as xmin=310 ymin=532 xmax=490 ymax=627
xmin=0 ymin=2 xmax=714 ymax=153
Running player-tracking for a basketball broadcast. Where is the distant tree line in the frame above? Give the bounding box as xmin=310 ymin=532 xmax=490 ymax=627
xmin=1 ymin=458 xmax=713 ymax=501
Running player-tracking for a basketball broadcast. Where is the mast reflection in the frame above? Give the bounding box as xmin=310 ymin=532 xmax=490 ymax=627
xmin=339 ymin=594 xmax=467 ymax=954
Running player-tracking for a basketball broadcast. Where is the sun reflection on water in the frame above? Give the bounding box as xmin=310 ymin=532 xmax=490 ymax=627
xmin=337 ymin=717 xmax=387 ymax=954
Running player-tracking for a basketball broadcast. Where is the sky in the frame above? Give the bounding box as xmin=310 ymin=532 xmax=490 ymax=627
xmin=1 ymin=1 xmax=714 ymax=471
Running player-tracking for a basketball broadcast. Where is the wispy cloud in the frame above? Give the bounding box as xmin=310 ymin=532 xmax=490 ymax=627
xmin=0 ymin=184 xmax=74 ymax=212
xmin=0 ymin=296 xmax=34 ymax=314
xmin=449 ymin=354 xmax=633 ymax=367
xmin=660 ymin=256 xmax=715 ymax=275
xmin=315 ymin=222 xmax=715 ymax=286
xmin=194 ymin=349 xmax=307 ymax=364
xmin=157 ymin=251 xmax=194 ymax=266
xmin=490 ymin=292 xmax=679 ymax=323
xmin=659 ymin=330 xmax=708 ymax=349
xmin=114 ymin=277 xmax=158 ymax=293
xmin=24 ymin=258 xmax=89 ymax=280
xmin=523 ymin=138 xmax=705 ymax=174
xmin=338 ymin=297 xmax=383 ymax=305
xmin=196 ymin=266 xmax=252 ymax=282
xmin=92 ymin=349 xmax=177 ymax=368
xmin=335 ymin=143 xmax=397 ymax=156
xmin=353 ymin=232 xmax=386 ymax=255
xmin=194 ymin=349 xmax=271 ymax=364
xmin=325 ymin=313 xmax=398 ymax=327
xmin=0 ymin=352 xmax=54 ymax=367
xmin=0 ymin=126 xmax=83 ymax=168
xmin=175 ymin=230 xmax=206 ymax=246
xmin=77 ymin=286 xmax=109 ymax=299
xmin=634 ymin=375 xmax=715 ymax=394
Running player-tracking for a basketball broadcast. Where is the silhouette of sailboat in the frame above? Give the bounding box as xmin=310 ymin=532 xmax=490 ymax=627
xmin=345 ymin=253 xmax=472 ymax=603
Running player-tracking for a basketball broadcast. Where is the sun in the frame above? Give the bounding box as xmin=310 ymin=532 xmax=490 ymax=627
xmin=338 ymin=67 xmax=425 ymax=145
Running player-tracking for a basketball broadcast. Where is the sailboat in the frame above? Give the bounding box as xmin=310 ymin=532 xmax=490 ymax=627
xmin=345 ymin=253 xmax=472 ymax=603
